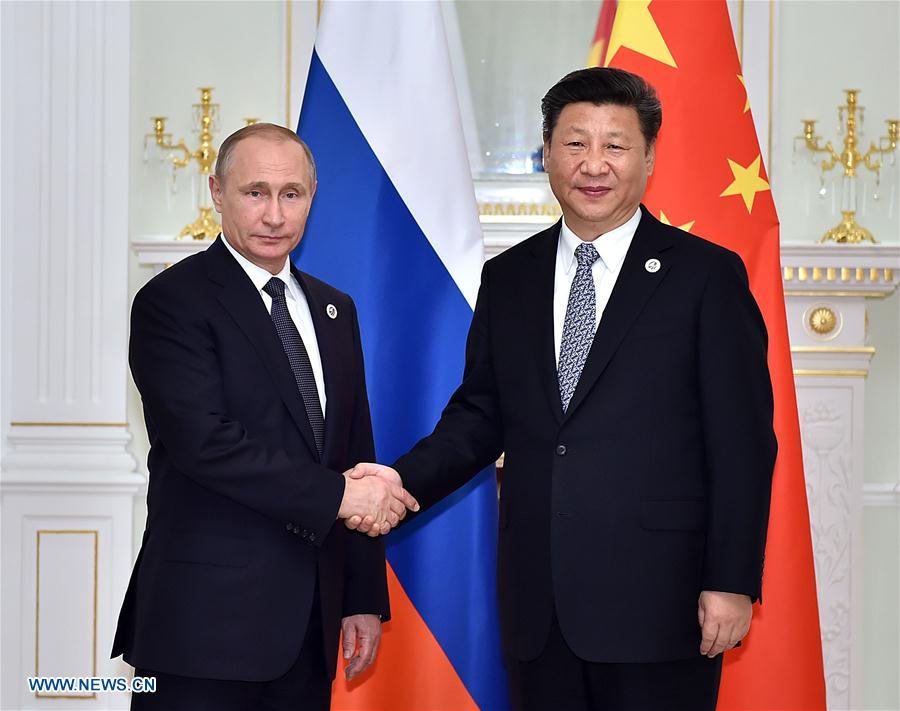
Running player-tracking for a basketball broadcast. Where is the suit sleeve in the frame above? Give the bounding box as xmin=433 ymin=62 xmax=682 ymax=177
xmin=697 ymin=250 xmax=776 ymax=601
xmin=341 ymin=297 xmax=391 ymax=621
xmin=393 ymin=261 xmax=504 ymax=510
xmin=130 ymin=280 xmax=346 ymax=546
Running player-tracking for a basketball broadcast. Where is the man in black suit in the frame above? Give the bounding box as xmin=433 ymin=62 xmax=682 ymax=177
xmin=349 ymin=68 xmax=776 ymax=710
xmin=113 ymin=123 xmax=418 ymax=710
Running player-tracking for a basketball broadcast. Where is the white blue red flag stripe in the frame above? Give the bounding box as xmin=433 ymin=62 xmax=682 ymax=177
xmin=295 ymin=3 xmax=508 ymax=709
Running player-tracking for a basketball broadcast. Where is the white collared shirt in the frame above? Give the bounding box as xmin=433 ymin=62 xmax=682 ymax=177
xmin=553 ymin=208 xmax=641 ymax=366
xmin=221 ymin=235 xmax=327 ymax=415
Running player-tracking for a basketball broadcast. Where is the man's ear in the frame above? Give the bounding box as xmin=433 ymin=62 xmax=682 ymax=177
xmin=209 ymin=174 xmax=224 ymax=213
xmin=645 ymin=142 xmax=656 ymax=176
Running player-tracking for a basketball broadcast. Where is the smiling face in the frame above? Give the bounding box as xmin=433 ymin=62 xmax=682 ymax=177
xmin=543 ymin=102 xmax=655 ymax=241
xmin=209 ymin=135 xmax=316 ymax=274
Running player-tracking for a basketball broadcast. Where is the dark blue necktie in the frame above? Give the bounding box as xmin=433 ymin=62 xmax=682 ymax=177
xmin=558 ymin=242 xmax=600 ymax=412
xmin=263 ymin=277 xmax=324 ymax=454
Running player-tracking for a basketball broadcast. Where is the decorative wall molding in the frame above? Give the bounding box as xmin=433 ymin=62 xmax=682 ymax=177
xmin=3 ymin=425 xmax=137 ymax=476
xmin=1 ymin=494 xmax=140 ymax=709
xmin=863 ymin=482 xmax=900 ymax=507
xmin=3 ymin=1 xmax=132 ymax=426
xmin=785 ymin=245 xmax=898 ymax=710
xmin=796 ymin=382 xmax=861 ymax=707
xmin=782 ymin=245 xmax=900 ymax=297
xmin=132 ymin=235 xmax=213 ymax=277
xmin=1 ymin=3 xmax=140 ymax=709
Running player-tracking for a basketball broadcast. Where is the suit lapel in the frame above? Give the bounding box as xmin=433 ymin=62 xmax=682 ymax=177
xmin=522 ymin=222 xmax=564 ymax=425
xmin=205 ymin=238 xmax=322 ymax=460
xmin=563 ymin=206 xmax=677 ymax=420
xmin=292 ymin=268 xmax=343 ymax=465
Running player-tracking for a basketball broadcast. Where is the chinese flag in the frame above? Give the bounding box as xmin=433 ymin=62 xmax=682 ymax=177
xmin=588 ymin=1 xmax=618 ymax=68
xmin=606 ymin=1 xmax=826 ymax=709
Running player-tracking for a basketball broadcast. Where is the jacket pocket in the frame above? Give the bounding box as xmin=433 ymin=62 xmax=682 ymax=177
xmin=166 ymin=532 xmax=249 ymax=567
xmin=640 ymin=499 xmax=706 ymax=531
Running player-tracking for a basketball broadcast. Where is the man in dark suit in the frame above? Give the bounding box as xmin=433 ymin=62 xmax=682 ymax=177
xmin=349 ymin=68 xmax=776 ymax=710
xmin=113 ymin=123 xmax=418 ymax=710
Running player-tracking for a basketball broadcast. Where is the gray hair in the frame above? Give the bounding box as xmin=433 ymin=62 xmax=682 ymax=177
xmin=214 ymin=122 xmax=317 ymax=186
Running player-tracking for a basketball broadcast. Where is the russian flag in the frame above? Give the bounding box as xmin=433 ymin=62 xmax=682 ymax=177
xmin=294 ymin=3 xmax=509 ymax=709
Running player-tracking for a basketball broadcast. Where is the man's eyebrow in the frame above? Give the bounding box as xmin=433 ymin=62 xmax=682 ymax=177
xmin=239 ymin=181 xmax=307 ymax=192
xmin=564 ymin=127 xmax=628 ymax=138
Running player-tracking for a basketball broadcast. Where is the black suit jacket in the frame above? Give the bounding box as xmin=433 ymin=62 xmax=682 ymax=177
xmin=395 ymin=206 xmax=775 ymax=664
xmin=112 ymin=236 xmax=389 ymax=681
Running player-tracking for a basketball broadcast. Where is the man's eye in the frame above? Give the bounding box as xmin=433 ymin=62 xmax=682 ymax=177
xmin=566 ymin=141 xmax=584 ymax=148
xmin=284 ymin=192 xmax=298 ymax=200
xmin=607 ymin=145 xmax=625 ymax=151
xmin=248 ymin=190 xmax=262 ymax=198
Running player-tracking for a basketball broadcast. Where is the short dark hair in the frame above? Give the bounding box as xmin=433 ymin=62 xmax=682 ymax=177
xmin=541 ymin=67 xmax=662 ymax=148
xmin=214 ymin=122 xmax=316 ymax=186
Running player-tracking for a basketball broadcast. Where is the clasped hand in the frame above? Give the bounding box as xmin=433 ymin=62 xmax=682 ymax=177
xmin=337 ymin=464 xmax=418 ymax=537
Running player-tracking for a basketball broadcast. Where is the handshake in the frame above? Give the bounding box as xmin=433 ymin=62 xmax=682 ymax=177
xmin=337 ymin=463 xmax=419 ymax=537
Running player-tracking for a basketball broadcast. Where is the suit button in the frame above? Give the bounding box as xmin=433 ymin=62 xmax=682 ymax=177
xmin=286 ymin=523 xmax=294 ymax=531
xmin=556 ymin=445 xmax=567 ymax=456
xmin=292 ymin=525 xmax=300 ymax=534
xmin=309 ymin=533 xmax=316 ymax=543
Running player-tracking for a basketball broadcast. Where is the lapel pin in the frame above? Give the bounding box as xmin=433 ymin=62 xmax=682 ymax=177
xmin=326 ymin=304 xmax=338 ymax=319
xmin=644 ymin=258 xmax=661 ymax=273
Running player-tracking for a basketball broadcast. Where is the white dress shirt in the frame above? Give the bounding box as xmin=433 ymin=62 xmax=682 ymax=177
xmin=222 ymin=236 xmax=327 ymax=415
xmin=553 ymin=208 xmax=642 ymax=366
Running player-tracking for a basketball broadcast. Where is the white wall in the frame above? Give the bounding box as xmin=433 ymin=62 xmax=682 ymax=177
xmin=773 ymin=1 xmax=899 ymax=247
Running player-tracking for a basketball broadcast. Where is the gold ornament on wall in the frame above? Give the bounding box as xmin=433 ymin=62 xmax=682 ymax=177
xmin=796 ymin=89 xmax=898 ymax=244
xmin=808 ymin=307 xmax=837 ymax=335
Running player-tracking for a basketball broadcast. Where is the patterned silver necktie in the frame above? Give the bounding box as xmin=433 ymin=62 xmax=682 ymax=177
xmin=557 ymin=242 xmax=600 ymax=412
xmin=263 ymin=277 xmax=325 ymax=454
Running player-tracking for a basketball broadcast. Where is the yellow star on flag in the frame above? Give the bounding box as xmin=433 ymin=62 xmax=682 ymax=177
xmin=659 ymin=211 xmax=695 ymax=232
xmin=738 ymin=75 xmax=750 ymax=113
xmin=605 ymin=0 xmax=677 ymax=69
xmin=720 ymin=155 xmax=770 ymax=213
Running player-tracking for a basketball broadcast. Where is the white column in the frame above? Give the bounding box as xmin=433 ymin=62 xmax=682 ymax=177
xmin=783 ymin=245 xmax=900 ymax=710
xmin=1 ymin=3 xmax=143 ymax=709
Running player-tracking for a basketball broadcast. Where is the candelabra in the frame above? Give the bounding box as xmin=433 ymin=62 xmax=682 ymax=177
xmin=797 ymin=89 xmax=898 ymax=244
xmin=145 ymin=87 xmax=221 ymax=240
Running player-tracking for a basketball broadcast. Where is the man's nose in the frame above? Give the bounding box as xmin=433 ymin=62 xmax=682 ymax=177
xmin=262 ymin=198 xmax=285 ymax=226
xmin=581 ymin=147 xmax=610 ymax=176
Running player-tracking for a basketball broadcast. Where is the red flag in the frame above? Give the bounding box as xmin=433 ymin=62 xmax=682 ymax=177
xmin=606 ymin=1 xmax=826 ymax=709
xmin=588 ymin=1 xmax=619 ymax=68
